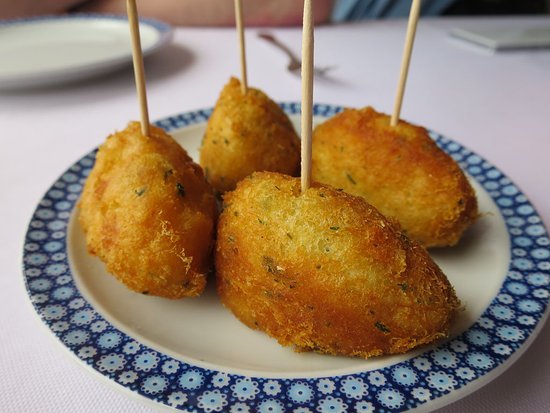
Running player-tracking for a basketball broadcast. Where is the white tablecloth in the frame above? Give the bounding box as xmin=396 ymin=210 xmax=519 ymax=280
xmin=1 ymin=16 xmax=549 ymax=412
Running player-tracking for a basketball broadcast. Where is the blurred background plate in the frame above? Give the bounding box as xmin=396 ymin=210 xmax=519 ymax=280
xmin=0 ymin=14 xmax=172 ymax=90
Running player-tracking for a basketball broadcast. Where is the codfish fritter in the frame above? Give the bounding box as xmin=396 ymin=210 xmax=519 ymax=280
xmin=216 ymin=172 xmax=459 ymax=358
xmin=200 ymin=77 xmax=300 ymax=193
xmin=79 ymin=122 xmax=216 ymax=299
xmin=312 ymin=107 xmax=478 ymax=247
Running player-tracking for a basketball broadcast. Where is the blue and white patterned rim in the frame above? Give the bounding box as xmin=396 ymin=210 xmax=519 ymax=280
xmin=22 ymin=104 xmax=550 ymax=413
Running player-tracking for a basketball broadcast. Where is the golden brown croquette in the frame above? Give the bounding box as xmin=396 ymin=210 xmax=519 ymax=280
xmin=200 ymin=77 xmax=300 ymax=193
xmin=216 ymin=172 xmax=460 ymax=358
xmin=79 ymin=122 xmax=216 ymax=299
xmin=312 ymin=107 xmax=478 ymax=248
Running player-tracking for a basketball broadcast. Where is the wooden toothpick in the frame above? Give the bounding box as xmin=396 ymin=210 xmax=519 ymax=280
xmin=390 ymin=0 xmax=421 ymax=127
xmin=234 ymin=0 xmax=248 ymax=94
xmin=300 ymin=0 xmax=314 ymax=194
xmin=127 ymin=0 xmax=150 ymax=136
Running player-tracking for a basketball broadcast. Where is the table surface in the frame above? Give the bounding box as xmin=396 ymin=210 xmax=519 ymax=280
xmin=1 ymin=15 xmax=549 ymax=413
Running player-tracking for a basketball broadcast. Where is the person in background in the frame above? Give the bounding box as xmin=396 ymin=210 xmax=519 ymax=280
xmin=331 ymin=0 xmax=548 ymax=21
xmin=0 ymin=0 xmax=547 ymax=25
xmin=0 ymin=0 xmax=333 ymax=25
xmin=331 ymin=0 xmax=455 ymax=21
xmin=0 ymin=0 xmax=86 ymax=20
xmin=76 ymin=0 xmax=461 ymax=24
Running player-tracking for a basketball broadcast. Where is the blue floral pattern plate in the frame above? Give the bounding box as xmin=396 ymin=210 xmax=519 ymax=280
xmin=23 ymin=104 xmax=550 ymax=413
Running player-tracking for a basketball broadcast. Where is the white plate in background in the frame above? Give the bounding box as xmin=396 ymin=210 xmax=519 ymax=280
xmin=0 ymin=14 xmax=172 ymax=90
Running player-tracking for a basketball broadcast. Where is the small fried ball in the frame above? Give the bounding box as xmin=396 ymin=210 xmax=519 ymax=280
xmin=79 ymin=122 xmax=216 ymax=299
xmin=312 ymin=107 xmax=478 ymax=248
xmin=200 ymin=77 xmax=300 ymax=193
xmin=216 ymin=172 xmax=459 ymax=358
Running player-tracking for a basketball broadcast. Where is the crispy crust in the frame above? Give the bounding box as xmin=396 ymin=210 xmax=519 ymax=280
xmin=200 ymin=77 xmax=300 ymax=193
xmin=216 ymin=172 xmax=460 ymax=358
xmin=79 ymin=122 xmax=216 ymax=299
xmin=312 ymin=107 xmax=478 ymax=247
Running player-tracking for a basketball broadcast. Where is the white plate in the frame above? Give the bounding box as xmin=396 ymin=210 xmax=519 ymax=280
xmin=23 ymin=104 xmax=550 ymax=412
xmin=0 ymin=14 xmax=172 ymax=90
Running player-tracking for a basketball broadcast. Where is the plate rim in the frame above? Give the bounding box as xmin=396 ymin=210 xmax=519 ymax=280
xmin=0 ymin=13 xmax=173 ymax=88
xmin=22 ymin=103 xmax=550 ymax=413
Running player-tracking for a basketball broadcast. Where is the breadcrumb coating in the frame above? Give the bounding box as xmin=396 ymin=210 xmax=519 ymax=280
xmin=216 ymin=172 xmax=460 ymax=358
xmin=200 ymin=77 xmax=300 ymax=193
xmin=79 ymin=122 xmax=216 ymax=299
xmin=312 ymin=107 xmax=478 ymax=247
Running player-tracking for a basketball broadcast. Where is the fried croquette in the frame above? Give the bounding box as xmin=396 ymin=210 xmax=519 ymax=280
xmin=312 ymin=107 xmax=478 ymax=248
xmin=79 ymin=122 xmax=216 ymax=299
xmin=200 ymin=77 xmax=300 ymax=193
xmin=216 ymin=172 xmax=460 ymax=358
